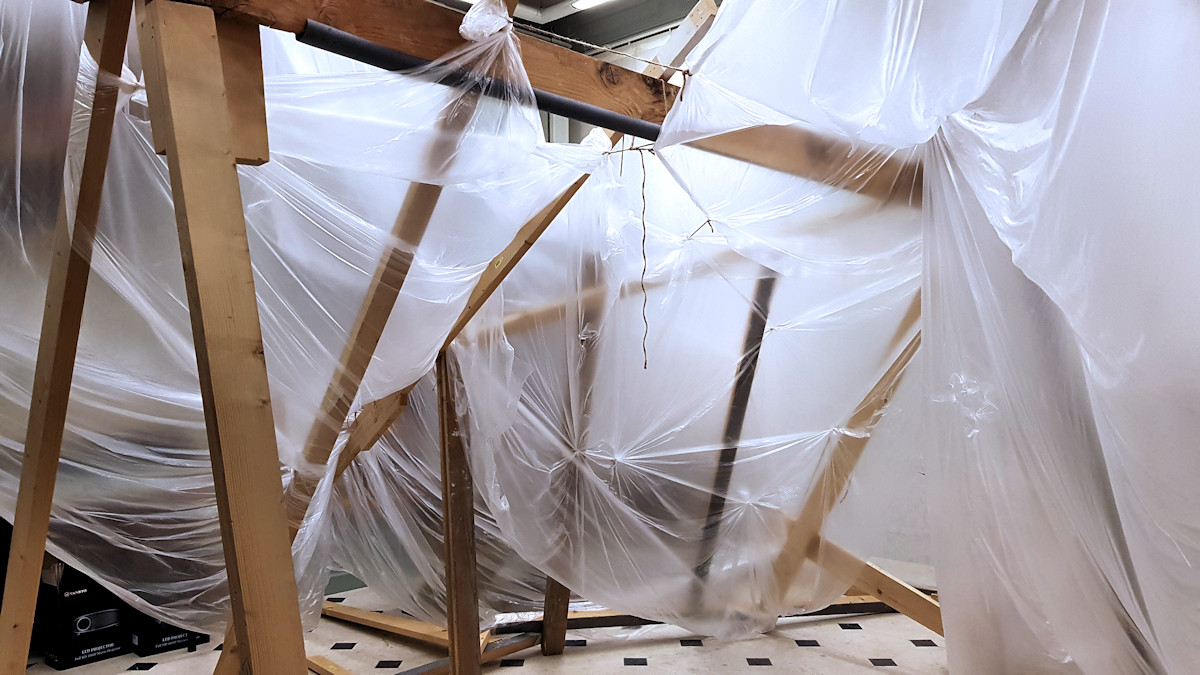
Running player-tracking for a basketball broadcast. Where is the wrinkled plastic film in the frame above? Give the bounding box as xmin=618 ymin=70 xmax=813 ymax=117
xmin=0 ymin=0 xmax=586 ymax=632
xmin=926 ymin=0 xmax=1200 ymax=671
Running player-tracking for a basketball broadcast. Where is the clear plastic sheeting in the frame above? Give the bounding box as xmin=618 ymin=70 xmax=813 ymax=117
xmin=0 ymin=0 xmax=585 ymax=632
xmin=3 ymin=0 xmax=1197 ymax=666
xmin=926 ymin=0 xmax=1200 ymax=672
xmin=452 ymin=130 xmax=922 ymax=637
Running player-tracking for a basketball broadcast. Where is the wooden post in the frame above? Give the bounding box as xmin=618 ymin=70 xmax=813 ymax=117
xmin=0 ymin=1 xmax=133 ymax=670
xmin=322 ymin=601 xmax=450 ymax=648
xmin=813 ymin=539 xmax=942 ymax=636
xmin=540 ymin=578 xmax=571 ymax=656
xmin=688 ymin=272 xmax=777 ymax=612
xmin=436 ymin=350 xmax=482 ymax=675
xmin=443 ymin=173 xmax=590 ymax=347
xmin=215 ymin=15 xmax=270 ymax=165
xmin=770 ymin=294 xmax=921 ymax=606
xmin=139 ymin=0 xmax=306 ymax=669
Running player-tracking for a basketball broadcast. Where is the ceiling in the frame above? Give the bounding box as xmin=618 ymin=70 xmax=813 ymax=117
xmin=440 ymin=0 xmax=709 ymax=50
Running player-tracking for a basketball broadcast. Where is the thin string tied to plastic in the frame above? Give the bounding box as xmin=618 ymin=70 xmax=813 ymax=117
xmin=607 ymin=141 xmax=655 ymax=369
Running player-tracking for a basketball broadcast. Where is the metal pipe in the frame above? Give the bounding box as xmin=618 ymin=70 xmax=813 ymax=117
xmin=297 ymin=20 xmax=664 ymax=141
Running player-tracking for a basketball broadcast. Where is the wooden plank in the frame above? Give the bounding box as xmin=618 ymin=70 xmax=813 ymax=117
xmin=141 ymin=1 xmax=307 ymax=670
xmin=198 ymin=0 xmax=677 ymax=125
xmin=478 ymin=629 xmax=491 ymax=656
xmin=813 ymin=540 xmax=943 ymax=636
xmin=770 ymin=303 xmax=922 ymax=605
xmin=539 ymin=577 xmax=571 ymax=656
xmin=133 ymin=0 xmax=168 ymax=155
xmin=436 ymin=350 xmax=482 ymax=675
xmin=399 ymin=633 xmax=541 ymax=675
xmin=297 ymin=82 xmax=480 ymax=491
xmin=335 ymin=384 xmax=416 ymax=478
xmin=443 ymin=174 xmax=590 ymax=347
xmin=641 ymin=0 xmax=718 ymax=81
xmin=215 ymin=15 xmax=270 ymax=165
xmin=309 ymin=654 xmax=355 ymax=675
xmin=442 ymin=0 xmax=712 ymax=348
xmin=0 ymin=1 xmax=133 ymax=670
xmin=687 ymin=126 xmax=923 ymax=205
xmin=322 ymin=601 xmax=450 ymax=649
xmin=302 ymin=181 xmax=442 ymax=468
xmin=689 ymin=272 xmax=777 ymax=612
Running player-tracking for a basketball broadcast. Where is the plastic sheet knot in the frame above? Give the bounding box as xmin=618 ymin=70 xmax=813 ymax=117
xmin=934 ymin=373 xmax=999 ymax=440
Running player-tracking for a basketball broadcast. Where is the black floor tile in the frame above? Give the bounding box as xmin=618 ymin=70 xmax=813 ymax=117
xmin=327 ymin=597 xmax=346 ymax=603
xmin=795 ymin=639 xmax=820 ymax=647
xmin=128 ymin=665 xmax=157 ymax=672
xmin=839 ymin=622 xmax=863 ymax=630
xmin=565 ymin=639 xmax=587 ymax=647
xmin=624 ymin=657 xmax=648 ymax=666
xmin=332 ymin=642 xmax=356 ymax=650
xmin=747 ymin=657 xmax=773 ymax=666
xmin=214 ymin=644 xmax=223 ymax=651
xmin=680 ymin=639 xmax=704 ymax=647
xmin=870 ymin=658 xmax=898 ymax=667
xmin=376 ymin=660 xmax=404 ymax=668
xmin=911 ymin=639 xmax=938 ymax=647
xmin=499 ymin=659 xmax=524 ymax=667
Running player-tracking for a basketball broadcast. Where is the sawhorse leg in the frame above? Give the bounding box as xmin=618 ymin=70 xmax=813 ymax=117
xmin=139 ymin=0 xmax=305 ymax=670
xmin=0 ymin=1 xmax=134 ymax=670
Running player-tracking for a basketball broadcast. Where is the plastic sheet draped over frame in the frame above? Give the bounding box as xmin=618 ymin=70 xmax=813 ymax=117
xmin=926 ymin=0 xmax=1200 ymax=672
xmin=0 ymin=0 xmax=588 ymax=632
xmin=447 ymin=120 xmax=923 ymax=637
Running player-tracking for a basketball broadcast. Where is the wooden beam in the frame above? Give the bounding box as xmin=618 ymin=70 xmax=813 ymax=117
xmin=539 ymin=578 xmax=571 ymax=656
xmin=215 ymin=15 xmax=270 ymax=165
xmin=322 ymin=601 xmax=450 ymax=649
xmin=399 ymin=633 xmax=541 ymax=675
xmin=641 ymin=0 xmax=718 ymax=81
xmin=478 ymin=629 xmax=492 ymax=655
xmin=436 ymin=350 xmax=482 ymax=675
xmin=689 ymin=272 xmax=777 ymax=612
xmin=199 ymin=0 xmax=677 ymax=125
xmin=133 ymin=0 xmax=168 ymax=155
xmin=141 ymin=1 xmax=307 ymax=669
xmin=308 ymin=655 xmax=355 ymax=675
xmin=443 ymin=0 xmax=715 ymax=347
xmin=296 ymin=84 xmax=480 ymax=497
xmin=301 ymin=181 xmax=442 ymax=467
xmin=686 ymin=126 xmax=923 ymax=205
xmin=0 ymin=1 xmax=133 ymax=670
xmin=334 ymin=384 xmax=416 ymax=477
xmin=770 ymin=295 xmax=921 ymax=605
xmin=443 ymin=174 xmax=590 ymax=347
xmin=813 ymin=540 xmax=943 ymax=636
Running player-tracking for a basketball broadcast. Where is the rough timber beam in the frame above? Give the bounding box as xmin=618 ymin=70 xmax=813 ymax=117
xmin=770 ymin=294 xmax=922 ymax=604
xmin=198 ymin=0 xmax=678 ymax=124
xmin=0 ymin=1 xmax=133 ymax=669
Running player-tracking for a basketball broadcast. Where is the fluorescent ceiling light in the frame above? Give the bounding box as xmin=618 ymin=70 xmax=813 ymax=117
xmin=573 ymin=0 xmax=615 ymax=9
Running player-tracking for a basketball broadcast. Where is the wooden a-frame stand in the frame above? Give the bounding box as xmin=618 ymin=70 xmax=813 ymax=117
xmin=0 ymin=1 xmax=937 ymax=674
xmin=0 ymin=0 xmax=309 ymax=672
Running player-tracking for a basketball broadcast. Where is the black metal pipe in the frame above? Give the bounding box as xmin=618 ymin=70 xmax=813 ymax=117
xmin=297 ymin=20 xmax=663 ymax=142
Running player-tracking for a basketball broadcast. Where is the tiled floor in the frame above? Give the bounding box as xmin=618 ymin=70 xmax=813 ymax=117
xmin=26 ymin=588 xmax=947 ymax=673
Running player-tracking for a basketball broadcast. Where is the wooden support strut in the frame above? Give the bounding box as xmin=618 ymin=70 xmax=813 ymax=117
xmin=814 ymin=539 xmax=943 ymax=636
xmin=769 ymin=293 xmax=923 ymax=611
xmin=688 ymin=272 xmax=778 ymax=612
xmin=198 ymin=0 xmax=675 ymax=125
xmin=436 ymin=350 xmax=483 ymax=675
xmin=322 ymin=601 xmax=450 ymax=648
xmin=308 ymin=655 xmax=354 ymax=675
xmin=399 ymin=633 xmax=541 ymax=675
xmin=0 ymin=1 xmax=133 ymax=670
xmin=139 ymin=0 xmax=308 ymax=669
